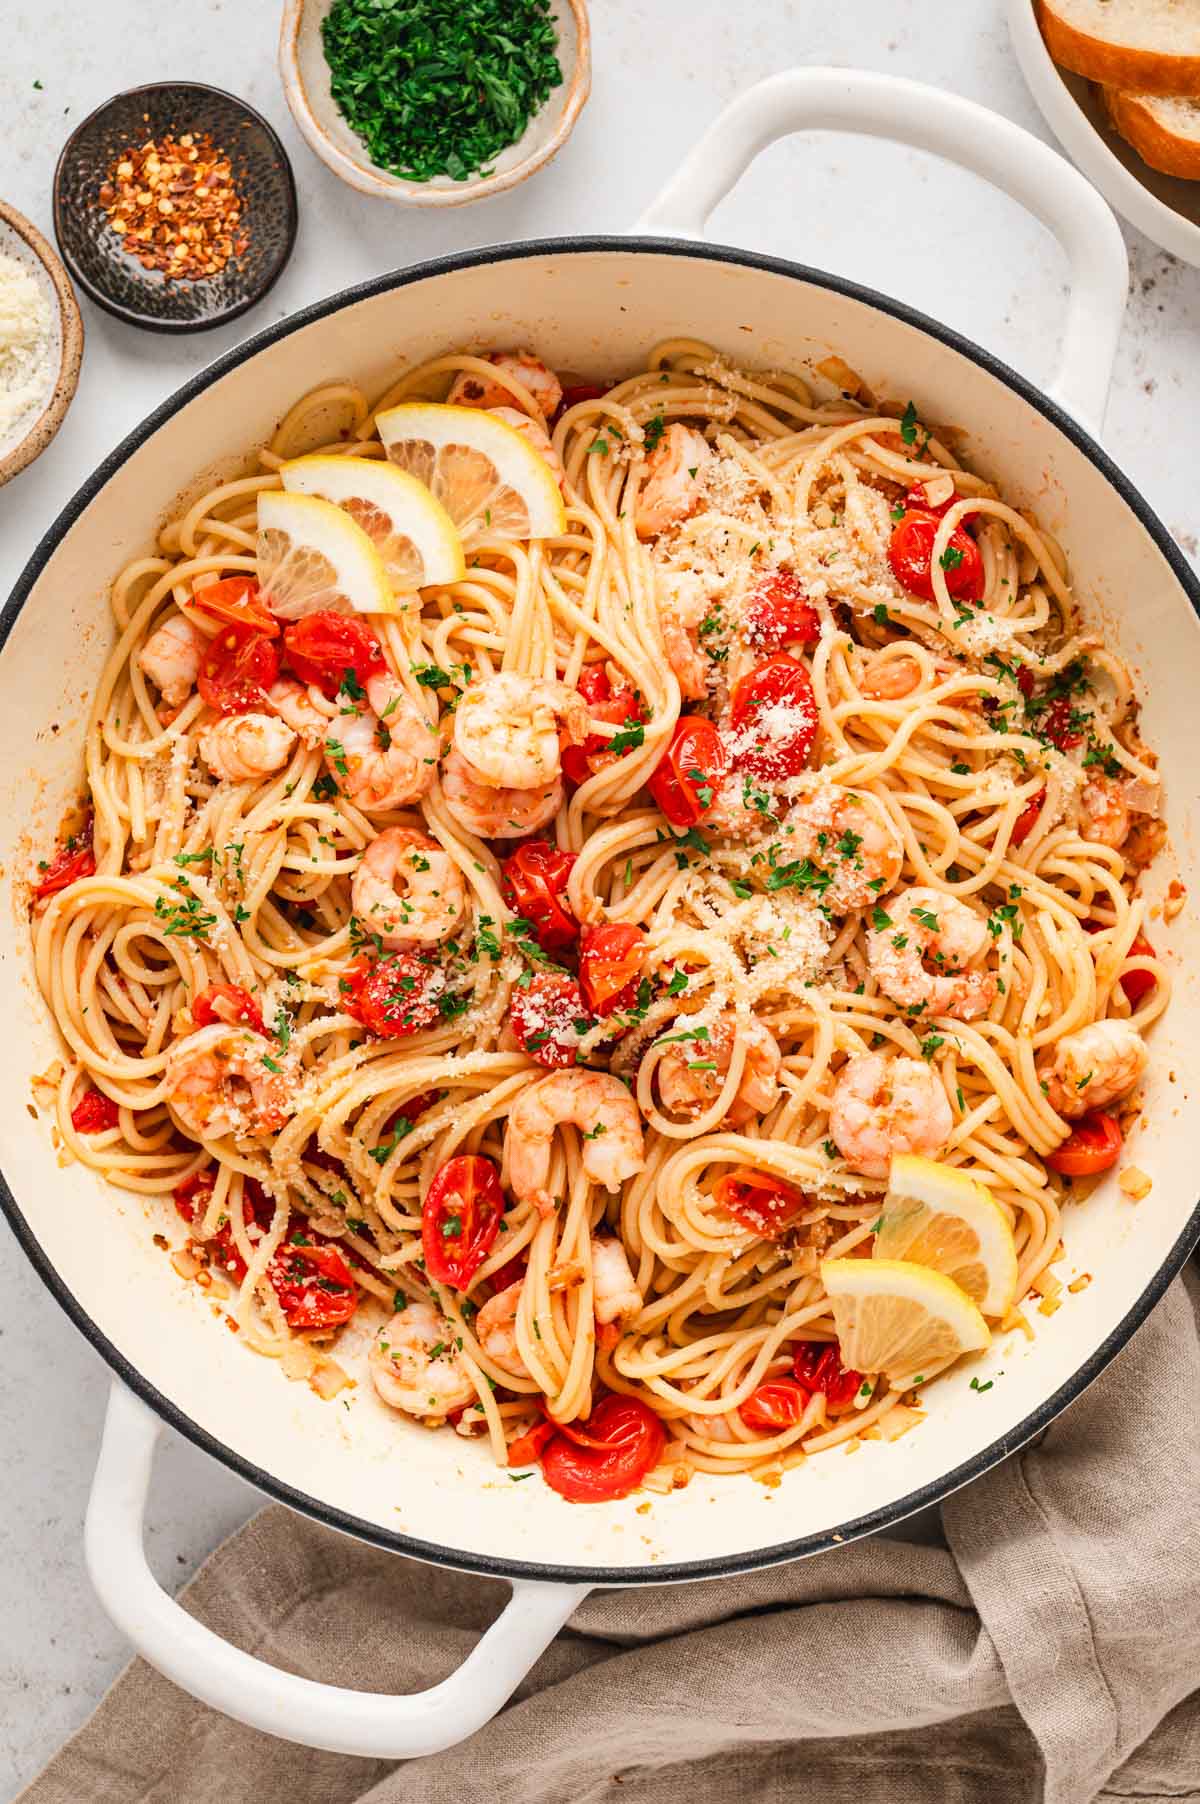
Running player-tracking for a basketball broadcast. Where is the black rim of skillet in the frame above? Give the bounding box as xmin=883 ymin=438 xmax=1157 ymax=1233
xmin=52 ymin=81 xmax=298 ymax=335
xmin=3 ymin=236 xmax=1199 ymax=1587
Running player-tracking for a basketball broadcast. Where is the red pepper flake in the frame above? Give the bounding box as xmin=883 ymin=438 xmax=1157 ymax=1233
xmin=99 ymin=130 xmax=247 ymax=282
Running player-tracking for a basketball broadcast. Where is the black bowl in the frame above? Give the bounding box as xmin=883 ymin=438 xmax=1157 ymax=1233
xmin=53 ymin=81 xmax=298 ymax=333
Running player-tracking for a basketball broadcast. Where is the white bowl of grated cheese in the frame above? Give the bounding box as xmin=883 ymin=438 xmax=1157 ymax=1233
xmin=0 ymin=199 xmax=82 ymax=488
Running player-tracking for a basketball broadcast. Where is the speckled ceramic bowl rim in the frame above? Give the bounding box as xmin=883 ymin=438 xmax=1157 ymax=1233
xmin=278 ymin=0 xmax=591 ymax=206
xmin=51 ymin=81 xmax=299 ymax=334
xmin=0 ymin=200 xmax=83 ymax=486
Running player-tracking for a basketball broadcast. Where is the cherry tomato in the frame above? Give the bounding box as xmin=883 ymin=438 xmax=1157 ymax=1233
xmin=173 ymin=1170 xmax=264 ymax=1285
xmin=268 ymin=1236 xmax=358 ymax=1330
xmin=507 ymin=1419 xmax=557 ymax=1466
xmin=578 ymin=922 xmax=646 ymax=1014
xmin=191 ymin=576 xmax=279 ymax=637
xmin=540 ymin=1394 xmax=666 ymax=1503
xmin=714 ymin=1167 xmax=807 ymax=1239
xmin=1119 ymin=931 xmax=1158 ymax=1008
xmin=34 ymin=812 xmax=96 ymax=898
xmin=738 ymin=1377 xmax=810 ymax=1433
xmin=197 ymin=623 xmax=280 ymax=716
xmin=1011 ymin=790 xmax=1045 ymax=846
xmin=501 ymin=840 xmax=579 ymax=951
xmin=511 ymin=973 xmax=592 ymax=1069
xmin=1039 ymin=696 xmax=1084 ymax=751
xmin=888 ymin=509 xmax=984 ymax=603
xmin=792 ymin=1341 xmax=863 ymax=1411
xmin=728 ymin=654 xmax=818 ymax=780
xmin=562 ymin=664 xmax=645 ymax=787
xmin=648 ymin=715 xmax=728 ymax=829
xmin=340 ymin=953 xmax=441 ymax=1038
xmin=421 ymin=1154 xmax=506 ymax=1289
xmin=1045 ymin=1111 xmax=1123 ymax=1177
xmin=192 ymin=983 xmax=264 ymax=1033
xmin=742 ymin=567 xmax=820 ymax=650
xmin=1017 ymin=666 xmax=1036 ymax=699
xmin=905 ymin=480 xmax=959 ymax=519
xmin=282 ymin=612 xmax=386 ymax=699
xmin=554 ymin=383 xmax=607 ymax=425
xmin=70 ymin=1089 xmax=119 ymax=1134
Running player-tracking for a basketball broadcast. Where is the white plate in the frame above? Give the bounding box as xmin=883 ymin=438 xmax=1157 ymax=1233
xmin=1007 ymin=0 xmax=1200 ymax=268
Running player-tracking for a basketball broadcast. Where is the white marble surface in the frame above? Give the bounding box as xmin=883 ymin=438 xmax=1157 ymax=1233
xmin=0 ymin=0 xmax=1197 ymax=1792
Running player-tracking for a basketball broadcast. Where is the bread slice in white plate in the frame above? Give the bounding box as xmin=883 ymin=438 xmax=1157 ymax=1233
xmin=1102 ymin=88 xmax=1200 ymax=176
xmin=1036 ymin=0 xmax=1200 ymax=97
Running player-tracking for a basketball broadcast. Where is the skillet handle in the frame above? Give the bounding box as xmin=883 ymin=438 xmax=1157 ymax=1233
xmin=85 ymin=1382 xmax=589 ymax=1758
xmin=636 ymin=67 xmax=1128 ymax=438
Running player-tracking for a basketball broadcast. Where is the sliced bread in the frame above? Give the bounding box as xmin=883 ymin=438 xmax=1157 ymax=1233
xmin=1036 ymin=0 xmax=1200 ymax=96
xmin=1102 ymin=87 xmax=1200 ymax=174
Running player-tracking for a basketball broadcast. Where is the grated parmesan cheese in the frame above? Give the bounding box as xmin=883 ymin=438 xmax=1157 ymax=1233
xmin=0 ymin=250 xmax=55 ymax=445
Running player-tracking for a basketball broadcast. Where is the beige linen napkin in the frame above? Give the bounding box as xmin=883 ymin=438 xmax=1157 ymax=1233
xmin=23 ymin=1269 xmax=1200 ymax=1804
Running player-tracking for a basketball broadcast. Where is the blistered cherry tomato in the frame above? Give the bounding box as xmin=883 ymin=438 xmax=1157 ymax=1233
xmin=1045 ymin=1111 xmax=1123 ymax=1177
xmin=1119 ymin=931 xmax=1157 ymax=1008
xmin=340 ymin=953 xmax=441 ymax=1038
xmin=191 ymin=576 xmax=279 ymax=637
xmin=34 ymin=812 xmax=96 ymax=898
xmin=282 ymin=612 xmax=386 ymax=699
xmin=174 ymin=1170 xmax=262 ymax=1285
xmin=728 ymin=654 xmax=818 ymax=780
xmin=888 ymin=509 xmax=984 ymax=603
xmin=501 ymin=840 xmax=578 ymax=951
xmin=197 ymin=623 xmax=279 ymax=715
xmin=70 ymin=1089 xmax=119 ymax=1134
xmin=540 ymin=1394 xmax=666 ymax=1503
xmin=1010 ymin=790 xmax=1046 ymax=846
xmin=1039 ymin=696 xmax=1084 ymax=751
xmin=554 ymin=383 xmax=607 ymax=425
xmin=269 ymin=1237 xmax=359 ymax=1330
xmin=738 ymin=1377 xmax=810 ymax=1433
xmin=713 ymin=1167 xmax=807 ymax=1239
xmin=192 ymin=983 xmax=265 ymax=1033
xmin=562 ymin=664 xmax=645 ymax=788
xmin=511 ymin=973 xmax=592 ymax=1069
xmin=792 ymin=1341 xmax=863 ymax=1411
xmin=905 ymin=480 xmax=958 ymax=518
xmin=507 ymin=1419 xmax=557 ymax=1465
xmin=421 ymin=1154 xmax=506 ymax=1289
xmin=648 ymin=715 xmax=727 ymax=829
xmin=742 ymin=567 xmax=820 ymax=650
xmin=578 ymin=922 xmax=645 ymax=1015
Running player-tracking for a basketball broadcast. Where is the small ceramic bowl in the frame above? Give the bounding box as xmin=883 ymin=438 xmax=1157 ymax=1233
xmin=0 ymin=200 xmax=83 ymax=488
xmin=1007 ymin=0 xmax=1200 ymax=270
xmin=279 ymin=0 xmax=591 ymax=206
xmin=53 ymin=82 xmax=298 ymax=333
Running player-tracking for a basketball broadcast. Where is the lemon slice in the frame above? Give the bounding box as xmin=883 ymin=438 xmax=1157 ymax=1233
xmin=279 ymin=455 xmax=465 ymax=595
xmin=257 ymin=491 xmax=393 ymax=619
xmin=376 ymin=402 xmax=566 ymax=545
xmin=875 ymin=1154 xmax=1018 ymax=1319
xmin=821 ymin=1258 xmax=990 ymax=1381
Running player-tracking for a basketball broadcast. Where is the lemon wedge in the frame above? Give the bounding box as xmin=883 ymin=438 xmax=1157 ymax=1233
xmin=376 ymin=402 xmax=566 ymax=545
xmin=821 ymin=1258 xmax=990 ymax=1382
xmin=279 ymin=455 xmax=465 ymax=595
xmin=257 ymin=491 xmax=393 ymax=619
xmin=875 ymin=1153 xmax=1018 ymax=1319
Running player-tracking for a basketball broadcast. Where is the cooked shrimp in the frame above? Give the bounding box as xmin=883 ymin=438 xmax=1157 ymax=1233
xmin=440 ymin=745 xmax=562 ymax=840
xmin=860 ymin=648 xmax=959 ymax=701
xmin=635 ymin=424 xmax=713 ymax=538
xmin=657 ymin=1016 xmax=781 ymax=1127
xmin=1040 ymin=1019 xmax=1147 ymax=1119
xmin=785 ymin=788 xmax=904 ymax=912
xmin=453 ymin=672 xmax=585 ymax=790
xmin=446 ymin=350 xmax=563 ymax=421
xmin=1078 ymin=775 xmax=1130 ymax=849
xmin=656 ymin=570 xmax=709 ymax=700
xmin=138 ymin=614 xmax=208 ymax=707
xmin=591 ymin=1236 xmax=643 ymax=1328
xmin=867 ymin=887 xmax=995 ymax=1021
xmin=490 ymin=406 xmax=566 ymax=490
xmin=829 ymin=1051 xmax=953 ymax=1179
xmin=505 ymin=1070 xmax=645 ymax=1211
xmin=475 ymin=1280 xmax=528 ymax=1378
xmin=164 ymin=1022 xmax=293 ymax=1138
xmin=199 ymin=713 xmax=296 ymax=783
xmin=351 ymin=826 xmax=467 ymax=949
xmin=327 ymin=672 xmax=438 ymax=812
xmin=268 ymin=677 xmax=330 ymax=746
xmin=370 ymin=1302 xmax=475 ymax=1421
